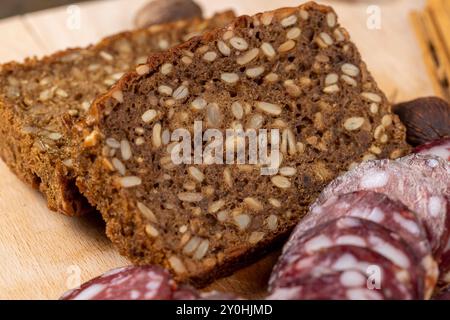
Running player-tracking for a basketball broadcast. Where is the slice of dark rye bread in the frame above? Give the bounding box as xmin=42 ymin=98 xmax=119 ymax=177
xmin=72 ymin=2 xmax=410 ymax=286
xmin=0 ymin=12 xmax=235 ymax=216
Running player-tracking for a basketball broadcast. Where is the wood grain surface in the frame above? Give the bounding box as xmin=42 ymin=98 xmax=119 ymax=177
xmin=0 ymin=0 xmax=432 ymax=299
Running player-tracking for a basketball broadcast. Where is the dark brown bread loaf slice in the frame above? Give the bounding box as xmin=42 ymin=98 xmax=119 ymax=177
xmin=72 ymin=2 xmax=410 ymax=286
xmin=0 ymin=12 xmax=235 ymax=216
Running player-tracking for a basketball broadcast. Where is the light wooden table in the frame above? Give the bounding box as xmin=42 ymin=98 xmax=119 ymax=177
xmin=0 ymin=0 xmax=433 ymax=299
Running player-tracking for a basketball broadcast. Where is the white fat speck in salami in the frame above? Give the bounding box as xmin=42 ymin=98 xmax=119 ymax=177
xmin=348 ymin=208 xmax=366 ymax=218
xmin=304 ymin=235 xmax=333 ymax=252
xmin=111 ymin=274 xmax=131 ymax=286
xmin=426 ymin=159 xmax=439 ymax=168
xmin=199 ymin=291 xmax=242 ymax=300
xmin=369 ymin=236 xmax=410 ymax=269
xmin=73 ymin=284 xmax=106 ymax=300
xmin=393 ymin=212 xmax=420 ymax=236
xmin=340 ymin=270 xmax=366 ymax=287
xmin=266 ymin=287 xmax=302 ymax=300
xmin=337 ymin=217 xmax=362 ymax=228
xmin=311 ymin=205 xmax=323 ymax=215
xmin=428 ymin=196 xmax=443 ymax=217
xmin=336 ymin=201 xmax=351 ymax=210
xmin=336 ymin=235 xmax=366 ymax=247
xmin=368 ymin=207 xmax=385 ymax=223
xmin=346 ymin=288 xmax=383 ymax=300
xmin=130 ymin=290 xmax=140 ymax=299
xmin=360 ymin=170 xmax=389 ymax=189
xmin=294 ymin=256 xmax=316 ymax=270
xmin=333 ymin=254 xmax=358 ymax=271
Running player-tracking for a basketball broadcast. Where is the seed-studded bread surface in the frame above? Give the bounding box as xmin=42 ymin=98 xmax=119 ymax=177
xmin=73 ymin=2 xmax=410 ymax=286
xmin=0 ymin=12 xmax=235 ymax=216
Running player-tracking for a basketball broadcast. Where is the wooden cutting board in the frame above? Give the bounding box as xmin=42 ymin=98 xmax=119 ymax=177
xmin=0 ymin=0 xmax=433 ymax=299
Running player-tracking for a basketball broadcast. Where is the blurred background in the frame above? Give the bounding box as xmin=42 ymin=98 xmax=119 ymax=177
xmin=0 ymin=0 xmax=440 ymax=103
xmin=0 ymin=0 xmax=92 ymax=18
xmin=0 ymin=0 xmax=392 ymax=19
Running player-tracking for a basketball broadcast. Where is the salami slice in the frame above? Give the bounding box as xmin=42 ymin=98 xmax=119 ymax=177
xmin=287 ymin=191 xmax=429 ymax=255
xmin=311 ymin=159 xmax=449 ymax=256
xmin=283 ymin=191 xmax=437 ymax=296
xmin=269 ymin=244 xmax=417 ymax=300
xmin=398 ymin=154 xmax=450 ymax=284
xmin=268 ymin=270 xmax=384 ymax=300
xmin=271 ymin=217 xmax=424 ymax=298
xmin=413 ymin=137 xmax=450 ymax=161
xmin=60 ymin=266 xmax=199 ymax=300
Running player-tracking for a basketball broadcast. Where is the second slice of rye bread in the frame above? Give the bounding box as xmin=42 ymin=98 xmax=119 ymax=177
xmin=0 ymin=12 xmax=235 ymax=216
xmin=72 ymin=2 xmax=410 ymax=286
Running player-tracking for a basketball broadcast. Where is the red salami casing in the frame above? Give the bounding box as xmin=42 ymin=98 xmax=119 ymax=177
xmin=413 ymin=137 xmax=450 ymax=161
